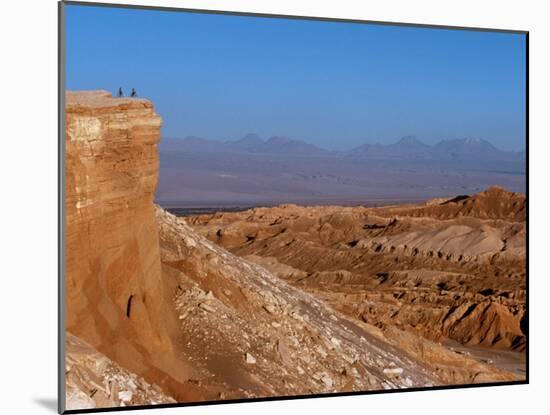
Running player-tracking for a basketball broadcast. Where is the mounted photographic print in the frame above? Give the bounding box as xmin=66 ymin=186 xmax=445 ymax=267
xmin=59 ymin=1 xmax=528 ymax=413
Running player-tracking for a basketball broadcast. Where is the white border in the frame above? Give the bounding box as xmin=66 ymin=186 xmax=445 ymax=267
xmin=2 ymin=1 xmax=546 ymax=414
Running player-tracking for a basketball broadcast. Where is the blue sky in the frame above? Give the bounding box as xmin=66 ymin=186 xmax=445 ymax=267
xmin=66 ymin=5 xmax=526 ymax=151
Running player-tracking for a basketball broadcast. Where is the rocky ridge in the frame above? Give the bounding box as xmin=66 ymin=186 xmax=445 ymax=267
xmin=380 ymin=187 xmax=526 ymax=222
xmin=157 ymin=207 xmax=439 ymax=396
xmin=187 ymin=188 xmax=527 ymax=354
xmin=65 ymin=91 xmax=522 ymax=411
xmin=157 ymin=207 xmax=518 ymax=391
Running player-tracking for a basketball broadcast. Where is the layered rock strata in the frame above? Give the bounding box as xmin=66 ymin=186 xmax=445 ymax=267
xmin=65 ymin=91 xmax=522 ymax=411
xmin=65 ymin=91 xmax=193 ymax=401
xmin=156 ymin=208 xmax=518 ymax=391
xmin=187 ymin=189 xmax=527 ymax=356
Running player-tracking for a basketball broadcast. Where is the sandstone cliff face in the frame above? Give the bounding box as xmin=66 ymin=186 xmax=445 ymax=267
xmin=65 ymin=91 xmax=192 ymax=399
xmin=65 ymin=91 xmax=521 ymax=410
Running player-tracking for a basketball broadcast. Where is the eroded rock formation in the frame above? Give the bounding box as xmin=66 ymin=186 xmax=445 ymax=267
xmin=65 ymin=91 xmax=523 ymax=410
xmin=187 ymin=190 xmax=526 ymax=357
xmin=65 ymin=91 xmax=194 ymax=401
xmin=156 ymin=207 xmax=518 ymax=390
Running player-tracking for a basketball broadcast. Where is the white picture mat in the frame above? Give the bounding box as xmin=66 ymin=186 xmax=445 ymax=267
xmin=1 ymin=0 xmax=544 ymax=414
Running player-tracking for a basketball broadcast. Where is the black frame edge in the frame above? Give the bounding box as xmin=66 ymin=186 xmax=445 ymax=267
xmin=58 ymin=1 xmax=67 ymax=414
xmin=524 ymin=31 xmax=530 ymax=385
xmin=63 ymin=381 xmax=529 ymax=414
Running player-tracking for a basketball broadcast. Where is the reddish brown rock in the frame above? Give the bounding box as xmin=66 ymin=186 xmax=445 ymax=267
xmin=381 ymin=186 xmax=526 ymax=221
xmin=187 ymin=189 xmax=527 ymax=356
xmin=65 ymin=91 xmax=196 ymax=401
xmin=65 ymin=91 xmax=521 ymax=409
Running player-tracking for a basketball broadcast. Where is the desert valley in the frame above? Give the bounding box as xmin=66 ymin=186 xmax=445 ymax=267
xmin=156 ymin=133 xmax=525 ymax=208
xmin=64 ymin=91 xmax=526 ymax=410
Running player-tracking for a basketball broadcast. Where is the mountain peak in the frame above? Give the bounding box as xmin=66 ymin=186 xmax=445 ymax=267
xmin=436 ymin=137 xmax=498 ymax=150
xmin=230 ymin=133 xmax=265 ymax=151
xmin=394 ymin=135 xmax=430 ymax=148
xmin=397 ymin=135 xmax=421 ymax=145
xmin=268 ymin=136 xmax=292 ymax=145
xmin=465 ymin=137 xmax=481 ymax=144
xmin=236 ymin=133 xmax=263 ymax=144
xmin=441 ymin=137 xmax=493 ymax=147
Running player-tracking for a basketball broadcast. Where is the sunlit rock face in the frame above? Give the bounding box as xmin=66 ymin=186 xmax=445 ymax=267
xmin=64 ymin=91 xmax=522 ymax=411
xmin=65 ymin=91 xmax=193 ymax=401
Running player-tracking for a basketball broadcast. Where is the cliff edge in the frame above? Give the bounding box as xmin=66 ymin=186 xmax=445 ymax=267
xmin=65 ymin=91 xmax=195 ymax=400
xmin=65 ymin=91 xmax=521 ymax=409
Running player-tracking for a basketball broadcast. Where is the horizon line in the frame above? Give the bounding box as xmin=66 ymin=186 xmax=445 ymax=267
xmin=161 ymin=134 xmax=526 ymax=153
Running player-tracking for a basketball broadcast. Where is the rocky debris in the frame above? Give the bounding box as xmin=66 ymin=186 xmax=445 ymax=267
xmin=276 ymin=339 xmax=292 ymax=365
xmin=313 ymin=372 xmax=334 ymax=388
xmin=65 ymin=333 xmax=176 ymax=411
xmin=403 ymin=377 xmax=414 ymax=387
xmin=263 ymin=304 xmax=277 ymax=314
xmin=245 ymin=353 xmax=257 ymax=364
xmin=156 ymin=206 xmax=449 ymax=398
xmin=66 ymin=389 xmax=95 ymax=410
xmin=199 ymin=302 xmax=216 ymax=313
xmin=118 ymin=391 xmax=133 ymax=403
xmin=314 ymin=345 xmax=328 ymax=358
xmin=383 ymin=367 xmax=404 ymax=376
xmin=186 ymin=189 xmax=526 ymax=382
xmin=65 ymin=92 xmax=523 ymax=410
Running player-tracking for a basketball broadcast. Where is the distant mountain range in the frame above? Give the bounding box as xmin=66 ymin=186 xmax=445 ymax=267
xmin=160 ymin=134 xmax=524 ymax=161
xmin=157 ymin=134 xmax=525 ymax=205
xmin=228 ymin=133 xmax=332 ymax=156
xmin=351 ymin=136 xmax=432 ymax=159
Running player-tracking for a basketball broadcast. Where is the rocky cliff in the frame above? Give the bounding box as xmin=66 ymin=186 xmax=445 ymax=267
xmin=65 ymin=91 xmax=194 ymax=400
xmin=65 ymin=91 xmax=521 ymax=410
